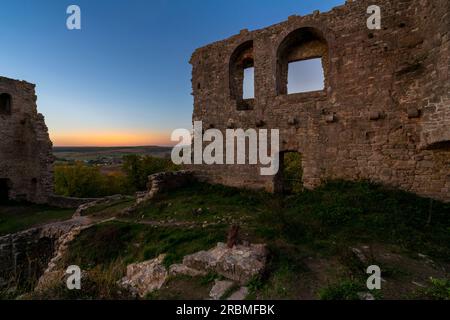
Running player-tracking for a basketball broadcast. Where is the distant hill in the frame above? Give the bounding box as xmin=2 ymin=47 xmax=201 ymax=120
xmin=53 ymin=146 xmax=172 ymax=162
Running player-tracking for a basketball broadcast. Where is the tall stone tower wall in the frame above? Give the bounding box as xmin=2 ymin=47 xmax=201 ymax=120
xmin=0 ymin=76 xmax=53 ymax=204
xmin=190 ymin=0 xmax=450 ymax=202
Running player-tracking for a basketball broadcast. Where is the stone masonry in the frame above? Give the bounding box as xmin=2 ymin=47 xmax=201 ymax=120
xmin=0 ymin=76 xmax=53 ymax=204
xmin=190 ymin=0 xmax=450 ymax=202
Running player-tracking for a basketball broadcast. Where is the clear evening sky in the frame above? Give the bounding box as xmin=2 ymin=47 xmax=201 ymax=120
xmin=0 ymin=0 xmax=344 ymax=146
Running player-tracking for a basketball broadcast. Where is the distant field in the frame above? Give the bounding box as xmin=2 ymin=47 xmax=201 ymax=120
xmin=53 ymin=146 xmax=172 ymax=162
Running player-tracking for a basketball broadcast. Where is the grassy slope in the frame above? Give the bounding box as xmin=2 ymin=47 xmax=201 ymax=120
xmin=0 ymin=204 xmax=74 ymax=236
xmin=19 ymin=181 xmax=450 ymax=300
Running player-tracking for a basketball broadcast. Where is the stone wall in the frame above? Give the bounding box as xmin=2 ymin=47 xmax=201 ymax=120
xmin=0 ymin=76 xmax=53 ymax=204
xmin=136 ymin=171 xmax=194 ymax=204
xmin=0 ymin=219 xmax=84 ymax=289
xmin=190 ymin=0 xmax=450 ymax=202
xmin=0 ymin=228 xmax=54 ymax=288
xmin=48 ymin=195 xmax=101 ymax=209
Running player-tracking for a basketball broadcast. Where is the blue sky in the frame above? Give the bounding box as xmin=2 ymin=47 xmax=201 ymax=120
xmin=0 ymin=0 xmax=344 ymax=146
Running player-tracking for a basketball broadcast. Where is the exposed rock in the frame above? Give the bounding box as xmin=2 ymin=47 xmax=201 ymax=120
xmin=227 ymin=286 xmax=249 ymax=300
xmin=119 ymin=254 xmax=168 ymax=297
xmin=351 ymin=247 xmax=368 ymax=263
xmin=169 ymin=264 xmax=207 ymax=277
xmin=412 ymin=281 xmax=426 ymax=288
xmin=358 ymin=292 xmax=376 ymax=300
xmin=209 ymin=280 xmax=235 ymax=300
xmin=183 ymin=242 xmax=267 ymax=284
xmin=35 ymin=270 xmax=65 ymax=292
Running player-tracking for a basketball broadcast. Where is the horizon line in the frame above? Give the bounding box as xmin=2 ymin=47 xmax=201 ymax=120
xmin=52 ymin=144 xmax=175 ymax=148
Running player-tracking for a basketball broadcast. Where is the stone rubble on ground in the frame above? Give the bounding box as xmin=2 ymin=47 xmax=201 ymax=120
xmin=183 ymin=242 xmax=267 ymax=284
xmin=209 ymin=280 xmax=235 ymax=300
xmin=169 ymin=264 xmax=207 ymax=277
xmin=118 ymin=242 xmax=268 ymax=298
xmin=119 ymin=254 xmax=168 ymax=298
xmin=227 ymin=286 xmax=249 ymax=300
xmin=358 ymin=292 xmax=375 ymax=300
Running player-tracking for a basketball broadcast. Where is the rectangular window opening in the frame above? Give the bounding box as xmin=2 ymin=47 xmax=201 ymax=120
xmin=243 ymin=67 xmax=255 ymax=99
xmin=287 ymin=58 xmax=324 ymax=94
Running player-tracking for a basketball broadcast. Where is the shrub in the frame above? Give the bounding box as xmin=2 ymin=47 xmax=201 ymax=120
xmin=318 ymin=280 xmax=365 ymax=300
xmin=283 ymin=152 xmax=303 ymax=193
xmin=54 ymin=162 xmax=130 ymax=198
xmin=122 ymin=155 xmax=180 ymax=191
xmin=420 ymin=278 xmax=450 ymax=300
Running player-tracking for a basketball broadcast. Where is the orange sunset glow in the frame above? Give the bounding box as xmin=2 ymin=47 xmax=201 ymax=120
xmin=50 ymin=130 xmax=175 ymax=147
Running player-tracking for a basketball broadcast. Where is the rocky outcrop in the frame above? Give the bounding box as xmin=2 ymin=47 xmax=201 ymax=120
xmin=119 ymin=243 xmax=267 ymax=300
xmin=118 ymin=242 xmax=267 ymax=298
xmin=119 ymin=254 xmax=168 ymax=298
xmin=227 ymin=286 xmax=249 ymax=300
xmin=209 ymin=280 xmax=234 ymax=300
xmin=169 ymin=264 xmax=207 ymax=277
xmin=183 ymin=243 xmax=267 ymax=284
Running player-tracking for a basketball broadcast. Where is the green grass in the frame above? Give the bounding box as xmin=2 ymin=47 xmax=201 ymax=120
xmin=132 ymin=182 xmax=271 ymax=225
xmin=63 ymin=221 xmax=226 ymax=270
xmin=30 ymin=180 xmax=450 ymax=300
xmin=318 ymin=279 xmax=367 ymax=300
xmin=256 ymin=180 xmax=450 ymax=261
xmin=0 ymin=204 xmax=74 ymax=236
xmin=83 ymin=197 xmax=135 ymax=218
xmin=132 ymin=178 xmax=449 ymax=262
xmin=416 ymin=278 xmax=450 ymax=300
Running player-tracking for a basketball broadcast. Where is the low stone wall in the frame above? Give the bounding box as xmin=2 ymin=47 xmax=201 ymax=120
xmin=0 ymin=228 xmax=54 ymax=288
xmin=73 ymin=194 xmax=128 ymax=217
xmin=48 ymin=195 xmax=100 ymax=209
xmin=0 ymin=218 xmax=89 ymax=289
xmin=136 ymin=171 xmax=194 ymax=204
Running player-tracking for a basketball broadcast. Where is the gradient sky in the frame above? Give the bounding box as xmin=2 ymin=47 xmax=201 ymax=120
xmin=0 ymin=0 xmax=344 ymax=146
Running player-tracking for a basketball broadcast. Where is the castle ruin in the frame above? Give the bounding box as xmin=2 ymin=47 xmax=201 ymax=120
xmin=0 ymin=76 xmax=53 ymax=204
xmin=190 ymin=0 xmax=450 ymax=202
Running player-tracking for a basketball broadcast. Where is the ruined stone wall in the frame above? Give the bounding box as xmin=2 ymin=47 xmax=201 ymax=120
xmin=0 ymin=228 xmax=56 ymax=288
xmin=0 ymin=219 xmax=86 ymax=289
xmin=190 ymin=0 xmax=450 ymax=202
xmin=0 ymin=76 xmax=53 ymax=204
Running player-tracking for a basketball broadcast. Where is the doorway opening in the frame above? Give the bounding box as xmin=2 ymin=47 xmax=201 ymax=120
xmin=0 ymin=178 xmax=11 ymax=204
xmin=275 ymin=152 xmax=303 ymax=194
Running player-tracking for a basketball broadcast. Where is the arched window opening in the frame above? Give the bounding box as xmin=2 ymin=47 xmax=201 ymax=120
xmin=230 ymin=41 xmax=254 ymax=110
xmin=0 ymin=93 xmax=12 ymax=115
xmin=277 ymin=27 xmax=328 ymax=95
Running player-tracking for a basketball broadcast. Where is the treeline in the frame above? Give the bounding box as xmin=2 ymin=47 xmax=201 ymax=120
xmin=54 ymin=155 xmax=179 ymax=198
